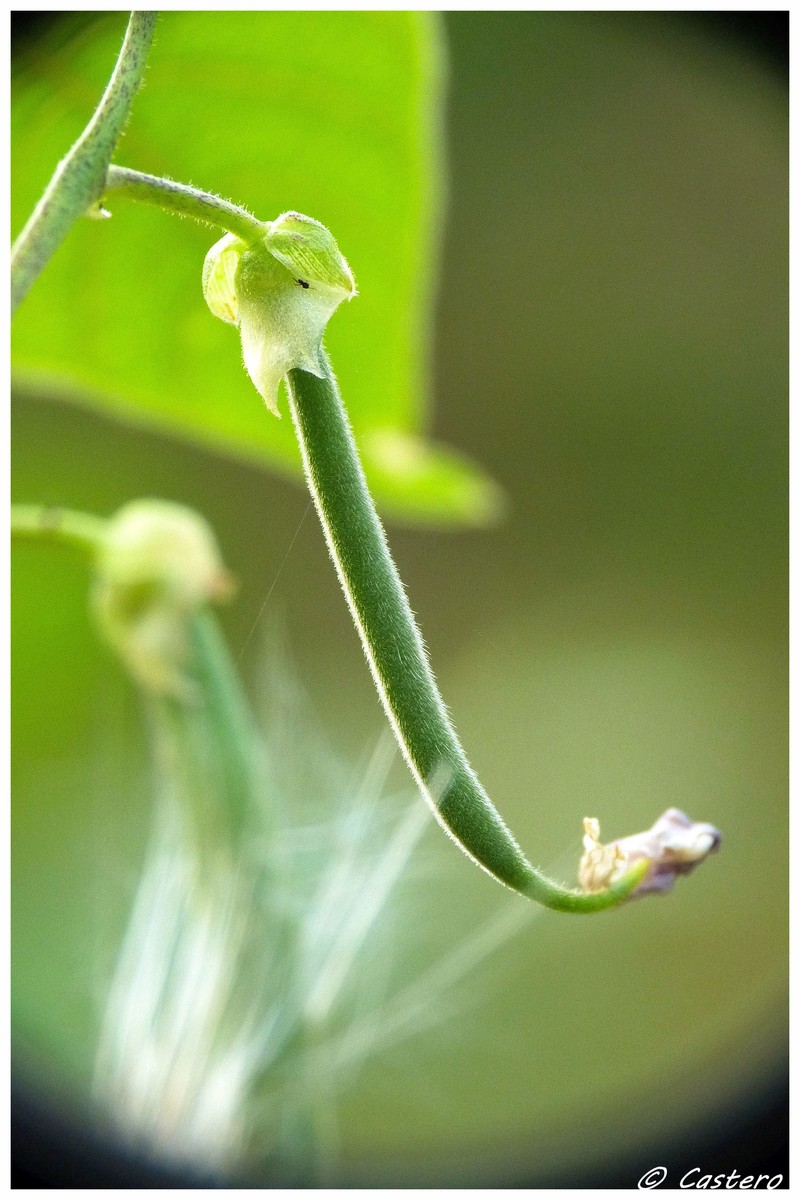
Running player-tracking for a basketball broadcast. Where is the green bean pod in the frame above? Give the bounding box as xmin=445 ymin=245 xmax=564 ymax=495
xmin=286 ymin=357 xmax=647 ymax=911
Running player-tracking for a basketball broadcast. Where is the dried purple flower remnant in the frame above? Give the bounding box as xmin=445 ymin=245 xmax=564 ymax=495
xmin=579 ymin=808 xmax=722 ymax=899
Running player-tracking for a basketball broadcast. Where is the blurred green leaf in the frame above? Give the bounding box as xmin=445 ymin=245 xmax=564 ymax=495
xmin=11 ymin=11 xmax=503 ymax=527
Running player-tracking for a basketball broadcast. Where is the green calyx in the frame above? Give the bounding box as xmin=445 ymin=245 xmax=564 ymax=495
xmin=202 ymin=212 xmax=356 ymax=417
xmin=92 ymin=500 xmax=234 ymax=700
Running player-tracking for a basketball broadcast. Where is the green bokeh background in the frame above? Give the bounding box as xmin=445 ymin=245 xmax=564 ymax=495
xmin=12 ymin=12 xmax=787 ymax=1186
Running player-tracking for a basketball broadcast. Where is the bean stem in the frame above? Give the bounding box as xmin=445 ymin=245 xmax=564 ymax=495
xmin=11 ymin=504 xmax=106 ymax=557
xmin=102 ymin=165 xmax=267 ymax=242
xmin=11 ymin=12 xmax=158 ymax=313
xmin=286 ymin=356 xmax=646 ymax=911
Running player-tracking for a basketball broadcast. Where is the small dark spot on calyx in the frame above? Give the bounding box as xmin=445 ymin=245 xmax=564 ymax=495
xmin=296 ymin=278 xmax=310 ymax=289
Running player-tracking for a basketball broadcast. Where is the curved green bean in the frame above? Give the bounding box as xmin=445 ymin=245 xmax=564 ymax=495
xmin=286 ymin=356 xmax=647 ymax=911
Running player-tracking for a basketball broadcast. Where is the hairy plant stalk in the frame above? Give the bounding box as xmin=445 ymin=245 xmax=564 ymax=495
xmin=95 ymin=606 xmax=294 ymax=1174
xmin=151 ymin=611 xmax=269 ymax=850
xmin=286 ymin=357 xmax=646 ymax=912
xmin=11 ymin=11 xmax=158 ymax=313
xmin=11 ymin=503 xmax=105 ymax=556
xmin=102 ymin=166 xmax=267 ymax=243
